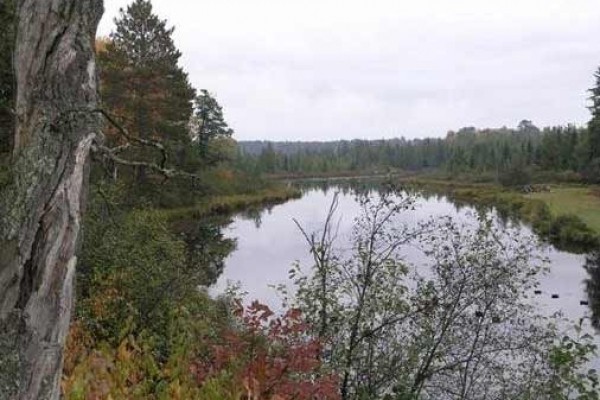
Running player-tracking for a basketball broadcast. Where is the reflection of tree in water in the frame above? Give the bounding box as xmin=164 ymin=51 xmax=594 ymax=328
xmin=584 ymin=250 xmax=600 ymax=330
xmin=176 ymin=216 xmax=237 ymax=286
xmin=301 ymin=180 xmax=532 ymax=234
xmin=238 ymin=207 xmax=263 ymax=228
xmin=298 ymin=177 xmax=389 ymax=196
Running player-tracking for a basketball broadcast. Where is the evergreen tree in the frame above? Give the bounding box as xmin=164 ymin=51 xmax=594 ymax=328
xmin=98 ymin=0 xmax=195 ymax=172
xmin=236 ymin=120 xmax=594 ymax=181
xmin=190 ymin=89 xmax=234 ymax=165
xmin=517 ymin=119 xmax=540 ymax=134
xmin=588 ymin=67 xmax=600 ymax=161
xmin=586 ymin=67 xmax=600 ymax=182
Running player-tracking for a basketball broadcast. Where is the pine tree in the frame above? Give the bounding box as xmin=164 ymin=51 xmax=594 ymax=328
xmin=98 ymin=0 xmax=195 ymax=170
xmin=190 ymin=89 xmax=234 ymax=166
xmin=587 ymin=67 xmax=600 ymax=161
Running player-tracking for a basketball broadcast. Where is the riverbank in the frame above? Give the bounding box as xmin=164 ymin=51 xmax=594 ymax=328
xmin=402 ymin=178 xmax=600 ymax=253
xmin=264 ymin=169 xmax=422 ymax=181
xmin=255 ymin=172 xmax=599 ymax=253
xmin=160 ymin=185 xmax=302 ymax=222
xmin=527 ymin=187 xmax=600 ymax=234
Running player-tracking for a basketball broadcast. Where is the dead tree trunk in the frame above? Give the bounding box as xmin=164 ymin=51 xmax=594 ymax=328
xmin=0 ymin=1 xmax=103 ymax=399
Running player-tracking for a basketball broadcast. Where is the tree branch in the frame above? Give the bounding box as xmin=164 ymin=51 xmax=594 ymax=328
xmin=92 ymin=142 xmax=196 ymax=180
xmin=93 ymin=108 xmax=168 ymax=169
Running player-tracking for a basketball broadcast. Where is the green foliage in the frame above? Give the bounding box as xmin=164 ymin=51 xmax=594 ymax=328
xmin=545 ymin=214 xmax=599 ymax=251
xmin=95 ymin=0 xmax=243 ymax=208
xmin=546 ymin=327 xmax=600 ymax=399
xmin=159 ymin=186 xmax=301 ymax=222
xmin=414 ymin=182 xmax=599 ymax=253
xmin=63 ymin=293 xmax=234 ymax=400
xmin=236 ymin=123 xmax=592 ymax=182
xmin=291 ymin=191 xmax=415 ymax=398
xmin=292 ymin=191 xmax=600 ymax=399
xmin=582 ymin=158 xmax=600 ymax=184
xmin=190 ymin=90 xmax=234 ymax=166
xmin=587 ymin=68 xmax=600 ymax=163
xmin=76 ymin=180 xmax=241 ymax=347
xmin=97 ymin=1 xmax=239 ymax=195
xmin=64 ymin=287 xmax=339 ymax=399
xmin=78 ymin=189 xmax=188 ymax=345
xmin=64 ymin=177 xmax=304 ymax=398
xmin=498 ymin=162 xmax=532 ymax=187
xmin=98 ymin=0 xmax=195 ymax=179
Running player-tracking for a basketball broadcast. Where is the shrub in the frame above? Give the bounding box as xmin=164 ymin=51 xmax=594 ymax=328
xmin=499 ymin=164 xmax=532 ymax=187
xmin=191 ymin=300 xmax=339 ymax=400
xmin=548 ymin=214 xmax=599 ymax=251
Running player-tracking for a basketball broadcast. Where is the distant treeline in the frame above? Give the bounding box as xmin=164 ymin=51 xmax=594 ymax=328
xmin=236 ymin=120 xmax=600 ymax=184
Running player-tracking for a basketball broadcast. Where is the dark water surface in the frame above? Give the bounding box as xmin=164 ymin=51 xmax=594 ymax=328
xmin=211 ymin=183 xmax=598 ymax=343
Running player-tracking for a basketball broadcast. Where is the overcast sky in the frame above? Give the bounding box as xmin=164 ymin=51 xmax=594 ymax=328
xmin=99 ymin=0 xmax=600 ymax=141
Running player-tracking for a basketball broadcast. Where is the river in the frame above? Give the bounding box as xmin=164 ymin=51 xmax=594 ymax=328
xmin=211 ymin=181 xmax=598 ymax=341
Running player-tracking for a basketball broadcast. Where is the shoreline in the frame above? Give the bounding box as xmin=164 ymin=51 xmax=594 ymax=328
xmin=401 ymin=178 xmax=599 ymax=254
xmin=160 ymin=186 xmax=302 ymax=222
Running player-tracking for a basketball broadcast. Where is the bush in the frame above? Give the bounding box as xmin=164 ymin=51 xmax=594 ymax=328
xmin=77 ymin=182 xmax=234 ymax=349
xmin=190 ymin=301 xmax=339 ymax=400
xmin=547 ymin=214 xmax=599 ymax=252
xmin=291 ymin=191 xmax=600 ymax=399
xmin=582 ymin=157 xmax=600 ymax=184
xmin=498 ymin=164 xmax=532 ymax=187
xmin=63 ymin=296 xmax=339 ymax=400
xmin=63 ymin=293 xmax=230 ymax=400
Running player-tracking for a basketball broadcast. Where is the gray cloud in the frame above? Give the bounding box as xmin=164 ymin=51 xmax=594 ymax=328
xmin=99 ymin=0 xmax=600 ymax=140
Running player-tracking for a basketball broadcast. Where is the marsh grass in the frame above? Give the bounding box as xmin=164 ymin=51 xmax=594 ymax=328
xmin=528 ymin=186 xmax=600 ymax=234
xmin=404 ymin=179 xmax=599 ymax=253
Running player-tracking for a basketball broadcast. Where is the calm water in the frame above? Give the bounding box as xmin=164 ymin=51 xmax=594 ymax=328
xmin=212 ymin=183 xmax=597 ymax=338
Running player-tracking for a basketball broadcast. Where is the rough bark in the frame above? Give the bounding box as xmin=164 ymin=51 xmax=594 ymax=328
xmin=0 ymin=0 xmax=15 ymax=154
xmin=0 ymin=1 xmax=103 ymax=399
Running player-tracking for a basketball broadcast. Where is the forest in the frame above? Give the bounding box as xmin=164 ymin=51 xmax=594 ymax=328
xmin=238 ymin=120 xmax=600 ymax=184
xmin=0 ymin=1 xmax=600 ymax=399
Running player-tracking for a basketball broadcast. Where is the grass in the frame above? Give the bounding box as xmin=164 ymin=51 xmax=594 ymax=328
xmin=527 ymin=186 xmax=600 ymax=235
xmin=402 ymin=178 xmax=599 ymax=253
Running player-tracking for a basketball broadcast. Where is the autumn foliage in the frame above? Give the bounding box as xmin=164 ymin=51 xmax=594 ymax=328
xmin=190 ymin=300 xmax=339 ymax=400
xmin=62 ymin=298 xmax=339 ymax=400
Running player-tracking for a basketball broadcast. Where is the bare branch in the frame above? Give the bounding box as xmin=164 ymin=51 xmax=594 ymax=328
xmin=92 ymin=108 xmax=168 ymax=169
xmin=92 ymin=142 xmax=196 ymax=180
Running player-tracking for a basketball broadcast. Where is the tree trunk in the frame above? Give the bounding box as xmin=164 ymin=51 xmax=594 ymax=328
xmin=0 ymin=1 xmax=103 ymax=399
xmin=0 ymin=0 xmax=15 ymax=154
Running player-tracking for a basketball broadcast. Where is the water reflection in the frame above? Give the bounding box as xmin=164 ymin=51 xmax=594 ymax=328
xmin=295 ymin=177 xmax=389 ymax=197
xmin=213 ymin=181 xmax=594 ymax=335
xmin=176 ymin=216 xmax=237 ymax=286
xmin=238 ymin=207 xmax=264 ymax=229
xmin=297 ymin=178 xmax=577 ymax=243
xmin=297 ymin=179 xmax=517 ymax=231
